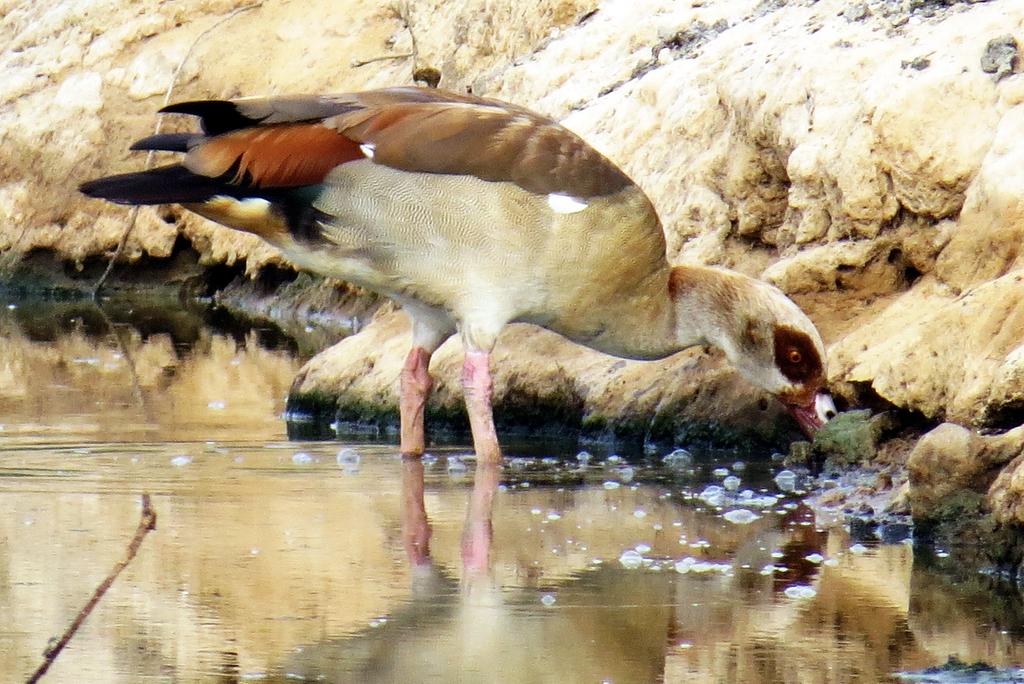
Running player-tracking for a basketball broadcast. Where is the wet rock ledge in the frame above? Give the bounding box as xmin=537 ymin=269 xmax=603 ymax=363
xmin=2 ymin=0 xmax=1024 ymax=572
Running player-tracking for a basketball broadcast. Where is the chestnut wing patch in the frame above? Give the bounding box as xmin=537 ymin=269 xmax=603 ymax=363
xmin=185 ymin=123 xmax=365 ymax=188
xmin=773 ymin=325 xmax=823 ymax=384
xmin=170 ymin=88 xmax=636 ymax=199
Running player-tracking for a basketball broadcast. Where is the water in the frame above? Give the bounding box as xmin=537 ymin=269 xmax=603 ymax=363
xmin=2 ymin=296 xmax=1024 ymax=683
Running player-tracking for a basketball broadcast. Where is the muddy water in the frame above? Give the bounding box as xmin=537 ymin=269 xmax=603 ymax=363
xmin=2 ymin=296 xmax=1023 ymax=683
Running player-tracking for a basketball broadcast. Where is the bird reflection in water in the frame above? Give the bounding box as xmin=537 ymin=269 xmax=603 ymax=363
xmin=278 ymin=458 xmax=676 ymax=683
xmin=400 ymin=455 xmax=500 ymax=575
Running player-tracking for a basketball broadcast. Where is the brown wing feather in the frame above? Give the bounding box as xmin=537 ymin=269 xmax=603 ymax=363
xmin=185 ymin=123 xmax=364 ymax=187
xmin=171 ymin=87 xmax=636 ymax=199
xmin=327 ymin=98 xmax=633 ymax=198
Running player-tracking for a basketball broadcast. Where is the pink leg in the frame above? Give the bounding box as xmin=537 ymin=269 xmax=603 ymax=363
xmin=400 ymin=346 xmax=433 ymax=457
xmin=462 ymin=461 xmax=500 ymax=574
xmin=461 ymin=350 xmax=501 ymax=463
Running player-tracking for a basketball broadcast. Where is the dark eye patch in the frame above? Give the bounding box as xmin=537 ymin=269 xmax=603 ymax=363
xmin=773 ymin=326 xmax=823 ymax=384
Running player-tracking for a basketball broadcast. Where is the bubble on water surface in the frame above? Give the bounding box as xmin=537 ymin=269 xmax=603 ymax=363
xmin=699 ymin=485 xmax=725 ymax=507
xmin=723 ymin=476 xmax=741 ymax=491
xmin=603 ymin=481 xmax=621 ymax=490
xmin=619 ymin=549 xmax=644 ymax=569
xmin=540 ymin=594 xmax=556 ymax=606
xmin=662 ymin=448 xmax=693 ymax=467
xmin=291 ymin=452 xmax=314 ymax=465
xmin=207 ymin=400 xmax=226 ymax=410
xmin=784 ymin=585 xmax=817 ymax=599
xmin=690 ymin=561 xmax=732 ymax=574
xmin=723 ymin=509 xmax=760 ymax=525
xmin=805 ymin=553 xmax=824 ymax=564
xmin=170 ymin=455 xmax=192 ymax=467
xmin=774 ymin=470 xmax=798 ymax=491
xmin=712 ymin=467 xmax=730 ymax=478
xmin=336 ymin=448 xmax=360 ymax=467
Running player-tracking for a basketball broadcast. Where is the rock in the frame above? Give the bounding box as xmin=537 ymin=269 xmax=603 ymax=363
xmin=985 ymin=426 xmax=1024 ymax=525
xmin=288 ymin=309 xmax=794 ymax=446
xmin=2 ymin=0 xmax=1024 ymax=458
xmin=871 ymin=68 xmax=998 ymax=220
xmin=980 ymin=34 xmax=1019 ymax=82
xmin=843 ymin=3 xmax=869 ymax=21
xmin=935 ymin=107 xmax=1024 ymax=291
xmin=901 ymin=56 xmax=931 ymax=71
xmin=830 ymin=273 xmax=1024 ymax=428
xmin=785 ymin=440 xmax=812 ymax=467
xmin=906 ymin=423 xmax=1024 ymax=522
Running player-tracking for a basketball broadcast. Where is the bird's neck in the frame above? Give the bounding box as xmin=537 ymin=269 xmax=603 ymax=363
xmin=554 ymin=265 xmax=736 ymax=361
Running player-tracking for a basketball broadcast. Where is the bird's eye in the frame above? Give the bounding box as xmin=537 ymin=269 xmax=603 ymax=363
xmin=787 ymin=349 xmax=802 ymax=364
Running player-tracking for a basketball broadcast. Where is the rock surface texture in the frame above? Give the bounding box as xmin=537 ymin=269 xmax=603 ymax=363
xmin=3 ymin=1 xmax=1024 ymax=537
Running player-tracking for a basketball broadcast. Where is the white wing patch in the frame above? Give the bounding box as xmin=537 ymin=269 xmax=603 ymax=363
xmin=547 ymin=193 xmax=588 ymax=214
xmin=359 ymin=143 xmax=376 ymax=159
xmin=211 ymin=195 xmax=271 ymax=219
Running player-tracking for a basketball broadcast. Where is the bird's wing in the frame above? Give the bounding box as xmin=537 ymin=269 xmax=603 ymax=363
xmin=171 ymin=86 xmax=635 ymax=200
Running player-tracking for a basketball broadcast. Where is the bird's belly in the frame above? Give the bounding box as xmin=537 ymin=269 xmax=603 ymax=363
xmin=274 ymin=163 xmax=665 ymax=332
xmin=304 ymin=166 xmax=558 ymax=316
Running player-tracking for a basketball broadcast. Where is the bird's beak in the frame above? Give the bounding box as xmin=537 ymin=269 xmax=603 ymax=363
xmin=785 ymin=392 xmax=836 ymax=438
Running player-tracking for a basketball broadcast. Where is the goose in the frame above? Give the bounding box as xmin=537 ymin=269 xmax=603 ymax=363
xmin=80 ymin=86 xmax=836 ymax=462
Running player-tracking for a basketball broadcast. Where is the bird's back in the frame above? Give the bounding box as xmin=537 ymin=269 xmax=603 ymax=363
xmin=81 ymin=87 xmax=669 ymax=328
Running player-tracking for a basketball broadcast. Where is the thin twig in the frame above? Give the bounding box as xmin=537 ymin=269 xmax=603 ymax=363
xmin=350 ymin=52 xmax=413 ymax=67
xmin=94 ymin=303 xmax=148 ymax=414
xmin=92 ymin=2 xmax=263 ymax=298
xmin=351 ymin=1 xmax=428 ymax=84
xmin=27 ymin=494 xmax=158 ymax=684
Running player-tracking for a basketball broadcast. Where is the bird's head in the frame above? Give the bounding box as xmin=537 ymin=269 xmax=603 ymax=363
xmin=671 ymin=267 xmax=836 ymax=436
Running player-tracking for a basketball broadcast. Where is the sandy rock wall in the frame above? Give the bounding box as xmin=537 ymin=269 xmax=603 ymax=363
xmin=3 ymin=1 xmax=1024 ymax=511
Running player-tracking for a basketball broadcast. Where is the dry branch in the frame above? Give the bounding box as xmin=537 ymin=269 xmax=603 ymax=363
xmin=26 ymin=494 xmax=158 ymax=684
xmin=92 ymin=3 xmax=263 ymax=296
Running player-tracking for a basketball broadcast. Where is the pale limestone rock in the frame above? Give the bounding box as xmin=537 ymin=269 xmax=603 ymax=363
xmin=2 ymin=0 xmax=1024 ymax=442
xmin=54 ymin=71 xmax=104 ymax=112
xmin=126 ymin=44 xmax=195 ymax=101
xmin=871 ymin=67 xmax=998 ymax=219
xmin=934 ymin=105 xmax=1024 ymax=290
xmin=989 ymin=436 xmax=1024 ymax=525
xmin=763 ymin=240 xmax=890 ymax=294
xmin=831 ymin=273 xmax=1024 ymax=426
xmin=907 ymin=422 xmax=1024 ymax=521
xmin=291 ymin=309 xmax=788 ymax=441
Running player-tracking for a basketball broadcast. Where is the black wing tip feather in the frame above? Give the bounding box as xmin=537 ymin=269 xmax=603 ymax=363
xmin=129 ymin=131 xmax=198 ymax=152
xmin=160 ymin=100 xmax=256 ymax=135
xmin=79 ymin=165 xmax=230 ymax=205
xmin=129 ymin=132 xmax=197 ymax=152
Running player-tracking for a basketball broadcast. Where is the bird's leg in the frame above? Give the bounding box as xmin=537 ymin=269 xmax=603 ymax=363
xmin=400 ymin=346 xmax=433 ymax=457
xmin=461 ymin=350 xmax=501 ymax=463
